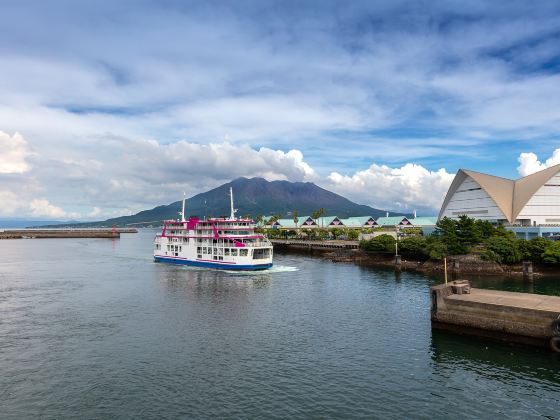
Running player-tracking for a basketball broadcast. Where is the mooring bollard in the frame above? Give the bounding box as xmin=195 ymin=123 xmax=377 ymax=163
xmin=395 ymin=255 xmax=401 ymax=271
xmin=523 ymin=261 xmax=533 ymax=281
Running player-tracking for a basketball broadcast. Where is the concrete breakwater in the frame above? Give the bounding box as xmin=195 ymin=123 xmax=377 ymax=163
xmin=0 ymin=228 xmax=137 ymax=239
xmin=431 ymin=280 xmax=560 ymax=352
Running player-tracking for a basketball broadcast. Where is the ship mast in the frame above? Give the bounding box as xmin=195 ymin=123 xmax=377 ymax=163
xmin=229 ymin=187 xmax=237 ymax=220
xmin=180 ymin=192 xmax=186 ymax=222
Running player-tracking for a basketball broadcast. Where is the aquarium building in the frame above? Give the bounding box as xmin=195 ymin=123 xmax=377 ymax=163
xmin=439 ymin=164 xmax=560 ymax=236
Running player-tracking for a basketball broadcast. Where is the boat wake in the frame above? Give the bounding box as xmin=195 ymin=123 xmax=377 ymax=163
xmin=222 ymin=265 xmax=299 ymax=275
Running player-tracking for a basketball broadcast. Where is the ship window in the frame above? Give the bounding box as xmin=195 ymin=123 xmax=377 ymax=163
xmin=224 ymin=249 xmax=230 ymax=256
xmin=197 ymin=254 xmax=202 ymax=259
xmin=219 ymin=256 xmax=223 ymax=261
xmin=197 ymin=247 xmax=202 ymax=253
xmin=231 ymin=249 xmax=238 ymax=256
xmin=213 ymin=255 xmax=217 ymax=260
xmin=240 ymin=249 xmax=248 ymax=257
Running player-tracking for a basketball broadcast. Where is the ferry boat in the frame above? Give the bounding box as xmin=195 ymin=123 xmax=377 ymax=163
xmin=153 ymin=188 xmax=273 ymax=270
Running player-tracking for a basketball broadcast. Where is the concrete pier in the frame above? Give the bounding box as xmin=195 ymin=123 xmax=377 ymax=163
xmin=270 ymin=239 xmax=358 ymax=250
xmin=431 ymin=280 xmax=560 ymax=352
xmin=0 ymin=229 xmax=136 ymax=239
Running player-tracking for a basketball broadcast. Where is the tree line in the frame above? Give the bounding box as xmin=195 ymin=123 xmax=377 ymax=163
xmin=359 ymin=215 xmax=560 ymax=264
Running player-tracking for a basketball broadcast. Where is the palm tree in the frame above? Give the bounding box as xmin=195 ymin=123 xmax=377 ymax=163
xmin=312 ymin=208 xmax=326 ymax=227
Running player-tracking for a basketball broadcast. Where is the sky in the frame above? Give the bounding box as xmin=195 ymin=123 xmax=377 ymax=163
xmin=1 ymin=0 xmax=560 ymax=219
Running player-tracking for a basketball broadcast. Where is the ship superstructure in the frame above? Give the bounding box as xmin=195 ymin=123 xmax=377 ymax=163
xmin=153 ymin=188 xmax=273 ymax=270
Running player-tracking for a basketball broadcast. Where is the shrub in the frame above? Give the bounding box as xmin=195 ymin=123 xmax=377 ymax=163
xmin=483 ymin=236 xmax=522 ymax=264
xmin=542 ymin=241 xmax=560 ymax=263
xmin=519 ymin=237 xmax=549 ymax=263
xmin=398 ymin=236 xmax=428 ymax=256
xmin=330 ymin=227 xmax=344 ymax=239
xmin=426 ymin=239 xmax=448 ymax=259
xmin=359 ymin=234 xmax=396 ymax=253
xmin=346 ymin=229 xmax=360 ymax=241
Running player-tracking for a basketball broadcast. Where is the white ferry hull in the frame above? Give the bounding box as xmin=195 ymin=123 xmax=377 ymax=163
xmin=154 ymin=255 xmax=272 ymax=271
xmin=153 ymin=189 xmax=273 ymax=271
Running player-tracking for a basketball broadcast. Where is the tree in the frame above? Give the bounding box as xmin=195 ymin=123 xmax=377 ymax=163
xmin=426 ymin=240 xmax=448 ymax=260
xmin=542 ymin=241 xmax=560 ymax=263
xmin=347 ymin=229 xmax=359 ymax=241
xmin=317 ymin=228 xmax=329 ymax=240
xmin=519 ymin=237 xmax=549 ymax=263
xmin=330 ymin=227 xmax=343 ymax=239
xmin=399 ymin=236 xmax=428 ymax=256
xmin=312 ymin=208 xmax=326 ymax=227
xmin=482 ymin=236 xmax=522 ymax=263
xmin=433 ymin=217 xmax=469 ymax=255
xmin=293 ymin=210 xmax=299 ymax=228
xmin=359 ymin=234 xmax=396 ymax=253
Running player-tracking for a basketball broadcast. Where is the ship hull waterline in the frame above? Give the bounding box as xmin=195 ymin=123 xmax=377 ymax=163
xmin=154 ymin=256 xmax=273 ymax=271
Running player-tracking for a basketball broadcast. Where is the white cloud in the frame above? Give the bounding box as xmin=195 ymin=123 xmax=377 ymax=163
xmin=0 ymin=190 xmax=23 ymax=215
xmin=0 ymin=130 xmax=455 ymax=218
xmin=324 ymin=163 xmax=454 ymax=213
xmin=517 ymin=149 xmax=560 ymax=176
xmin=88 ymin=207 xmax=102 ymax=218
xmin=29 ymin=199 xmax=68 ymax=219
xmin=0 ymin=131 xmax=32 ymax=174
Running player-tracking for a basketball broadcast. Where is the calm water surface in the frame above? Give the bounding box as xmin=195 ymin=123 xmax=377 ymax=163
xmin=0 ymin=230 xmax=559 ymax=419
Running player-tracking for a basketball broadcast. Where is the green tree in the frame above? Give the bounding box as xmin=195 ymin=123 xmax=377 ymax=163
xmin=312 ymin=208 xmax=326 ymax=227
xmin=482 ymin=236 xmax=522 ymax=263
xmin=519 ymin=237 xmax=549 ymax=263
xmin=347 ymin=229 xmax=360 ymax=241
xmin=317 ymin=228 xmax=329 ymax=240
xmin=426 ymin=240 xmax=448 ymax=259
xmin=433 ymin=217 xmax=468 ymax=255
xmin=542 ymin=241 xmax=560 ymax=263
xmin=330 ymin=227 xmax=343 ymax=239
xmin=293 ymin=210 xmax=299 ymax=228
xmin=287 ymin=229 xmax=297 ymax=238
xmin=359 ymin=234 xmax=396 ymax=253
xmin=399 ymin=236 xmax=428 ymax=256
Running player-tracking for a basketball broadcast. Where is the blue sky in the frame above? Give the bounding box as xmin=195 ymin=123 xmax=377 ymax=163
xmin=1 ymin=0 xmax=560 ymax=218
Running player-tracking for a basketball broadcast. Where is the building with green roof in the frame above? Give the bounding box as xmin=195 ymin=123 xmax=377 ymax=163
xmin=313 ymin=216 xmax=344 ymax=227
xmin=339 ymin=216 xmax=378 ymax=228
xmin=375 ymin=216 xmax=411 ymax=226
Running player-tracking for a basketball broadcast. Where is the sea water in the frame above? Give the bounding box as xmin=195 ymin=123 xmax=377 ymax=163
xmin=0 ymin=230 xmax=559 ymax=418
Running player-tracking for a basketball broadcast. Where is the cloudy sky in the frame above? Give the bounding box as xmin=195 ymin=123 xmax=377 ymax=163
xmin=1 ymin=0 xmax=560 ymax=219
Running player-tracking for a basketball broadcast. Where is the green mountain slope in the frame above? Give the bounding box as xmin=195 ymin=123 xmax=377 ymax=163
xmin=52 ymin=177 xmax=401 ymax=227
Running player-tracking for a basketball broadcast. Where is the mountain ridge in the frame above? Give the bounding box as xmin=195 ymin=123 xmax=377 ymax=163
xmin=43 ymin=177 xmax=405 ymax=227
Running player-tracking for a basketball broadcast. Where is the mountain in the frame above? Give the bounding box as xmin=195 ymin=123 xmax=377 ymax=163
xmin=48 ymin=177 xmax=402 ymax=227
xmin=0 ymin=219 xmax=79 ymax=229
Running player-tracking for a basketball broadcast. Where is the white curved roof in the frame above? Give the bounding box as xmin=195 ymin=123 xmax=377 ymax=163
xmin=439 ymin=164 xmax=560 ymax=223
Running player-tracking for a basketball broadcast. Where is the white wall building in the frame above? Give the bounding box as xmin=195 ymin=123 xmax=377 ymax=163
xmin=439 ymin=164 xmax=560 ymax=226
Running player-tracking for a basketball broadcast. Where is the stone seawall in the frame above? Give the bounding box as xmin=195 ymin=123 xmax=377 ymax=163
xmin=272 ymin=242 xmax=552 ymax=276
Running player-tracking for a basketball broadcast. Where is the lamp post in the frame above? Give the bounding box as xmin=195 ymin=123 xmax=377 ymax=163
xmin=395 ymin=224 xmax=399 ymax=256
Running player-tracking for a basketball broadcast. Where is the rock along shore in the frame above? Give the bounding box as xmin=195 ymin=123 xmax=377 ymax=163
xmin=271 ymin=241 xmax=554 ymax=276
